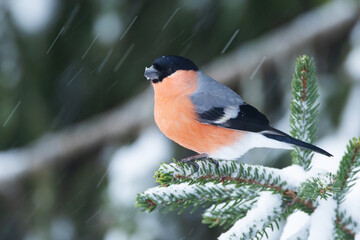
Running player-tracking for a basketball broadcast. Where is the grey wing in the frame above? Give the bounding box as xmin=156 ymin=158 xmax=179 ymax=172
xmin=191 ymin=71 xmax=244 ymax=113
xmin=190 ymin=71 xmax=271 ymax=133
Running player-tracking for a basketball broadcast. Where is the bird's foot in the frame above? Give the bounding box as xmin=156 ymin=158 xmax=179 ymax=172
xmin=207 ymin=158 xmax=220 ymax=169
xmin=178 ymin=153 xmax=218 ymax=172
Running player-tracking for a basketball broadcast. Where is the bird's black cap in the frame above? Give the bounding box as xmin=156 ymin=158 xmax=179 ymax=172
xmin=144 ymin=55 xmax=199 ymax=83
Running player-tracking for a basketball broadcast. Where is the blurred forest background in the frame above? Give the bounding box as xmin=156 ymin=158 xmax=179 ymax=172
xmin=0 ymin=0 xmax=359 ymax=239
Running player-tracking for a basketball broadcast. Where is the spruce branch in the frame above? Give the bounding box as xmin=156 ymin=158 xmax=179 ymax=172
xmin=335 ymin=214 xmax=356 ymax=239
xmin=155 ymin=160 xmax=291 ymax=192
xmin=135 ymin=182 xmax=257 ymax=213
xmin=333 ymin=137 xmax=360 ymax=203
xmin=333 ymin=137 xmax=360 ymax=237
xmin=289 ymin=55 xmax=320 ymax=170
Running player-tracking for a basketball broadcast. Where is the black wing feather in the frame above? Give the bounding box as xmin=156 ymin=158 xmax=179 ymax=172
xmin=199 ymin=107 xmax=225 ymax=122
xmin=198 ymin=104 xmax=271 ymax=133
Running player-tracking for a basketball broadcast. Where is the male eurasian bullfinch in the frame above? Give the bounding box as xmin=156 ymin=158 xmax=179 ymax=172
xmin=144 ymin=55 xmax=332 ymax=164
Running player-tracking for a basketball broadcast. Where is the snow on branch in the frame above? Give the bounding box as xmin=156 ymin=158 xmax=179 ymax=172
xmin=135 ymin=182 xmax=257 ymax=214
xmin=297 ymin=172 xmax=336 ymax=201
xmin=155 ymin=160 xmax=295 ymax=191
xmin=218 ymin=192 xmax=285 ymax=240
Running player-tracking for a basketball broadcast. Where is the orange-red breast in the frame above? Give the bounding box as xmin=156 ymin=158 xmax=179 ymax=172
xmin=144 ymin=55 xmax=332 ymax=163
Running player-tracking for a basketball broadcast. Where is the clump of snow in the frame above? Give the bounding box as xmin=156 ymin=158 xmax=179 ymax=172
xmin=279 ymin=165 xmax=307 ymax=188
xmin=219 ymin=191 xmax=282 ymax=240
xmin=308 ymin=198 xmax=337 ymax=240
xmin=143 ymin=182 xmax=202 ymax=202
xmin=281 ymin=210 xmax=310 ymax=240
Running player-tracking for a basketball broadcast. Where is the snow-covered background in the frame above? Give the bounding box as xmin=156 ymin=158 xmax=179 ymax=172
xmin=0 ymin=0 xmax=359 ymax=239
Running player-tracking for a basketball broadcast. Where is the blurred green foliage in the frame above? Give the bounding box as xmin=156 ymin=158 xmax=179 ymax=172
xmin=0 ymin=0 xmax=327 ymax=149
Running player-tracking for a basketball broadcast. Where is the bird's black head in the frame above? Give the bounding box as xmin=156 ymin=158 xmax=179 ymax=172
xmin=144 ymin=55 xmax=199 ymax=83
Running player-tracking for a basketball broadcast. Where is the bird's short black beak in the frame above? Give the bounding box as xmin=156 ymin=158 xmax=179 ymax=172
xmin=144 ymin=65 xmax=160 ymax=82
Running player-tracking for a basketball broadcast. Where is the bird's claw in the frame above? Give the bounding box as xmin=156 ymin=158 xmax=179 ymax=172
xmin=208 ymin=158 xmax=220 ymax=169
xmin=178 ymin=154 xmax=219 ymax=173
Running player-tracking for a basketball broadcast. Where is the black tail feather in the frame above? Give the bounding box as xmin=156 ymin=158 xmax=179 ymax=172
xmin=263 ymin=131 xmax=333 ymax=157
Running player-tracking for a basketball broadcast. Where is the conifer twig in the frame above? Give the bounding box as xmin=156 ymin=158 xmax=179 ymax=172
xmin=202 ymin=198 xmax=257 ymax=228
xmin=135 ymin=182 xmax=257 ymax=213
xmin=156 ymin=161 xmax=291 ymax=191
xmin=289 ymin=55 xmax=319 ymax=170
xmin=333 ymin=137 xmax=360 ymax=237
xmin=297 ymin=173 xmax=336 ymax=201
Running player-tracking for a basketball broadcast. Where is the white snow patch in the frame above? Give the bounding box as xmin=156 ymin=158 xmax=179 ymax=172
xmin=281 ymin=210 xmax=310 ymax=240
xmin=7 ymin=0 xmax=58 ymax=34
xmin=349 ymin=19 xmax=360 ymax=48
xmin=50 ymin=216 xmax=75 ymax=240
xmin=104 ymin=229 xmax=127 ymax=240
xmin=279 ymin=165 xmax=307 ymax=188
xmin=0 ymin=151 xmax=29 ymax=183
xmin=308 ymin=198 xmax=337 ymax=240
xmin=345 ymin=47 xmax=360 ymax=82
xmin=356 ymin=232 xmax=360 ymax=240
xmin=105 ymin=217 xmax=169 ymax=240
xmin=219 ymin=191 xmax=282 ymax=240
xmin=105 ymin=128 xmax=179 ymax=240
xmin=311 ymin=85 xmax=360 ymax=173
xmin=107 ymin=127 xmax=172 ymax=207
xmin=93 ymin=11 xmax=122 ymax=45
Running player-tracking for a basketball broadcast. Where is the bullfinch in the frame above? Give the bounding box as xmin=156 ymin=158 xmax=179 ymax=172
xmin=144 ymin=55 xmax=332 ymax=165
